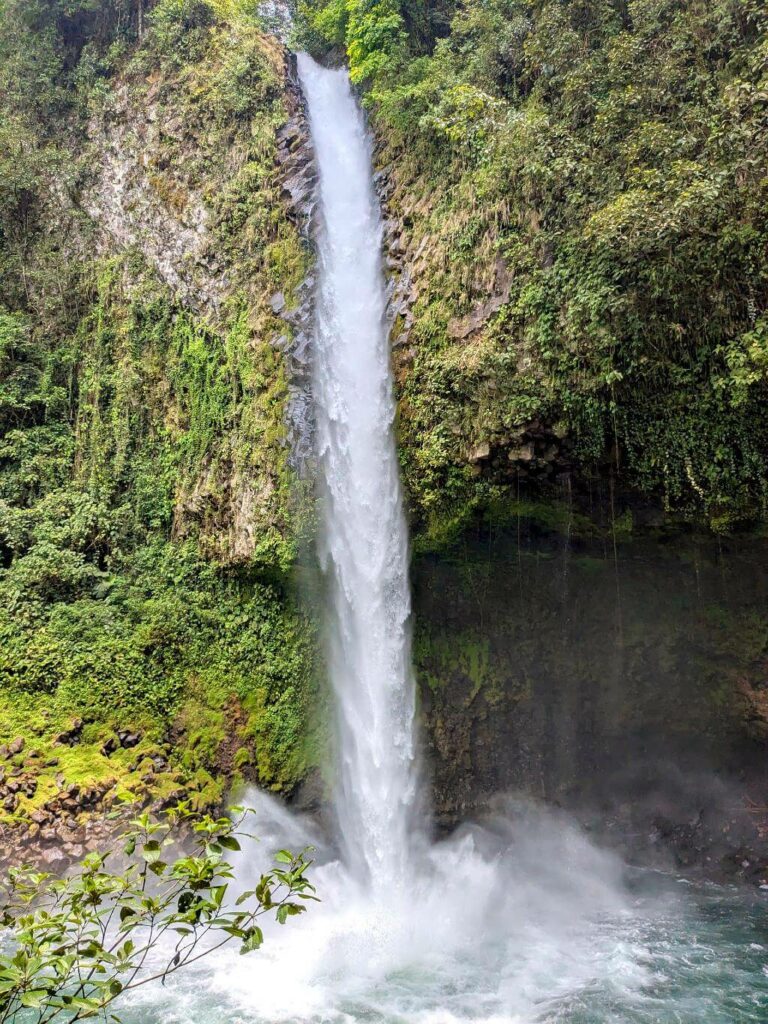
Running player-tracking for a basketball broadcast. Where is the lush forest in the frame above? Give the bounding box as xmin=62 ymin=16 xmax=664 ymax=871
xmin=301 ymin=0 xmax=768 ymax=539
xmin=0 ymin=0 xmax=318 ymax=840
xmin=1 ymin=0 xmax=767 ymax=843
xmin=2 ymin=3 xmax=768 ymax=1018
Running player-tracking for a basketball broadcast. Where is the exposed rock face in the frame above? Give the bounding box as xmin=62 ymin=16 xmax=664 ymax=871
xmin=79 ymin=33 xmax=319 ymax=566
xmin=85 ymin=82 xmax=228 ymax=314
xmin=376 ymin=168 xmax=416 ymax=382
xmin=273 ymin=54 xmax=318 ymax=477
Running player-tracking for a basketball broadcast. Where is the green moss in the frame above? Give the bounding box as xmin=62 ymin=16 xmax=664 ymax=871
xmin=0 ymin=689 xmax=167 ymax=823
xmin=415 ymin=630 xmax=513 ymax=708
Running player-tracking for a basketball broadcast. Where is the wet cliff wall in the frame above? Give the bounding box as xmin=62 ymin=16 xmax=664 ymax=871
xmin=413 ymin=515 xmax=768 ymax=878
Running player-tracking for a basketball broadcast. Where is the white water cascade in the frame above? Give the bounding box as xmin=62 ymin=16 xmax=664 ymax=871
xmin=297 ymin=53 xmax=419 ymax=890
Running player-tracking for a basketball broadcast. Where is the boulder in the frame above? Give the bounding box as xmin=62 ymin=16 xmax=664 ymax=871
xmin=101 ymin=736 xmax=119 ymax=756
xmin=509 ymin=443 xmax=535 ymax=463
xmin=117 ymin=731 xmax=141 ymax=749
xmin=40 ymin=846 xmax=67 ymax=866
xmin=54 ymin=719 xmax=83 ymax=746
xmin=468 ymin=441 xmax=491 ymax=463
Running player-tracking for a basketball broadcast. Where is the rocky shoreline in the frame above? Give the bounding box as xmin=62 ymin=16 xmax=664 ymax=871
xmin=0 ymin=728 xmax=184 ymax=870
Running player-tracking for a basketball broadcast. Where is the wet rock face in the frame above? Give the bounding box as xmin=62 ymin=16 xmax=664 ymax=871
xmin=273 ymin=53 xmax=318 ymax=477
xmin=414 ymin=525 xmax=768 ymax=882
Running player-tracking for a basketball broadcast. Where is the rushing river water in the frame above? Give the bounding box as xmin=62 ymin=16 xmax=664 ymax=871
xmin=131 ymin=53 xmax=768 ymax=1023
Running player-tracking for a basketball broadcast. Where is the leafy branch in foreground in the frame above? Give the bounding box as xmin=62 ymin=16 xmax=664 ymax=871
xmin=0 ymin=807 xmax=317 ymax=1022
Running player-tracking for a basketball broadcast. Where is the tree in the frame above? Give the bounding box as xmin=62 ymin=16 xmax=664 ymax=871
xmin=0 ymin=806 xmax=316 ymax=1021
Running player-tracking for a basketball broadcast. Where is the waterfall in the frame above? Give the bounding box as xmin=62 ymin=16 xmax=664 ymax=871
xmin=132 ymin=50 xmax=753 ymax=1024
xmin=296 ymin=53 xmax=419 ymax=890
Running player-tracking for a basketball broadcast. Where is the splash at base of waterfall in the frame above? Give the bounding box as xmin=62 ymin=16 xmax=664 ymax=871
xmin=123 ymin=790 xmax=768 ymax=1024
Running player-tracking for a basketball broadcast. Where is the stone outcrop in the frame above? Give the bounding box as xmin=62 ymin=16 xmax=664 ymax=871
xmin=85 ymin=82 xmax=228 ymax=314
xmin=273 ymin=54 xmax=318 ymax=477
xmin=0 ymin=735 xmax=185 ymax=871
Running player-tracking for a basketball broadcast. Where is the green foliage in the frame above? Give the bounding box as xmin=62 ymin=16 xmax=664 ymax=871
xmin=0 ymin=808 xmax=316 ymax=1021
xmin=0 ymin=0 xmax=319 ymax=820
xmin=0 ymin=532 xmax=317 ymax=794
xmin=301 ymin=0 xmax=768 ymax=532
xmin=298 ymin=0 xmax=408 ymax=86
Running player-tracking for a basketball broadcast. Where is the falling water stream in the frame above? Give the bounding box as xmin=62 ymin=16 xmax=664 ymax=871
xmin=129 ymin=55 xmax=768 ymax=1023
xmin=301 ymin=52 xmax=419 ymax=891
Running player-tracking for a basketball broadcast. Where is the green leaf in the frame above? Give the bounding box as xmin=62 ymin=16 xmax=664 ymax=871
xmin=20 ymin=989 xmax=49 ymax=1008
xmin=240 ymin=926 xmax=264 ymax=953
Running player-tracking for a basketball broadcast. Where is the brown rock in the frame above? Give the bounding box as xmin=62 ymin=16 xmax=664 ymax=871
xmin=7 ymin=737 xmax=24 ymax=756
xmin=40 ymin=846 xmax=67 ymax=866
xmin=468 ymin=441 xmax=491 ymax=463
xmin=101 ymin=736 xmax=119 ymax=756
